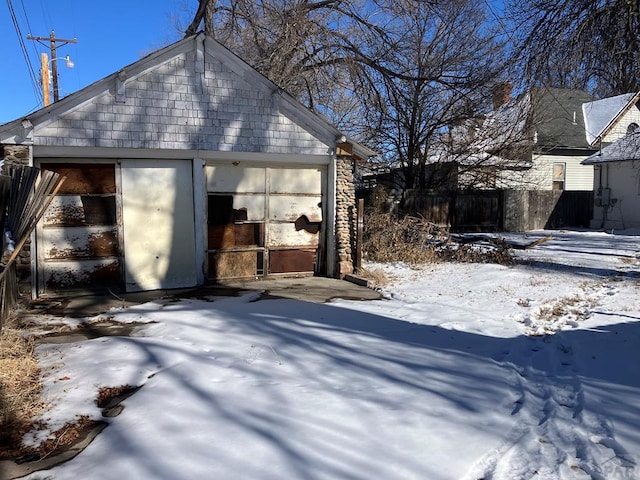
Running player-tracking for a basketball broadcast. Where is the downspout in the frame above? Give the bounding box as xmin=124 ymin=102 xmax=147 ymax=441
xmin=601 ymin=163 xmax=609 ymax=229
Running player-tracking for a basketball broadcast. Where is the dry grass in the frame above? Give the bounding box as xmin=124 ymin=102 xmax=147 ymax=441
xmin=96 ymin=384 xmax=139 ymax=408
xmin=363 ymin=212 xmax=513 ymax=265
xmin=358 ymin=266 xmax=390 ymax=288
xmin=0 ymin=323 xmax=114 ymax=460
xmin=0 ymin=325 xmax=48 ymax=457
xmin=536 ymin=295 xmax=592 ymax=322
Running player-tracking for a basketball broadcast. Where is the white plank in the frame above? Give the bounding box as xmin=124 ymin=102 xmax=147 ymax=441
xmin=269 ymin=167 xmax=322 ymax=194
xmin=268 ymin=195 xmax=322 ymax=222
xmin=206 ymin=166 xmax=266 ymax=193
xmin=234 ymin=194 xmax=266 ymax=221
xmin=268 ymin=222 xmax=319 ymax=247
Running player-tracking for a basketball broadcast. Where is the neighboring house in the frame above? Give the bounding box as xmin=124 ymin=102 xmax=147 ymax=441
xmin=0 ymin=33 xmax=373 ymax=296
xmin=480 ymin=86 xmax=597 ymax=191
xmin=582 ymin=92 xmax=640 ymax=147
xmin=582 ymin=131 xmax=640 ymax=229
xmin=366 ymin=87 xmax=600 ymax=195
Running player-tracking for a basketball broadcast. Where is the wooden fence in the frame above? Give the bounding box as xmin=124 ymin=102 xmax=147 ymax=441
xmin=385 ymin=189 xmax=594 ymax=232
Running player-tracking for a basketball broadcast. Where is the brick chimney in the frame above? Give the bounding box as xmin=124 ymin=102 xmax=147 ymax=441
xmin=492 ymin=82 xmax=513 ymax=110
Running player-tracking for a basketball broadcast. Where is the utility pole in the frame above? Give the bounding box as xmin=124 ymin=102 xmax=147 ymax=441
xmin=40 ymin=53 xmax=51 ymax=106
xmin=27 ymin=31 xmax=77 ymax=104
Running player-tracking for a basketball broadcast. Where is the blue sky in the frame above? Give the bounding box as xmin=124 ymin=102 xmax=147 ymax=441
xmin=1 ymin=0 xmax=187 ymax=124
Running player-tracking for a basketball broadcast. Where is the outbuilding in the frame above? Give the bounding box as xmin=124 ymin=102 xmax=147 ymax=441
xmin=0 ymin=33 xmax=373 ymax=296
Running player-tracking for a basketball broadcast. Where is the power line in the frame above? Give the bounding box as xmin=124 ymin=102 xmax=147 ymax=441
xmin=18 ymin=0 xmax=40 ymax=59
xmin=6 ymin=0 xmax=42 ymax=103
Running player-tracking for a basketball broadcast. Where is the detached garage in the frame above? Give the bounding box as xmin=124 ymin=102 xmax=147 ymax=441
xmin=0 ymin=33 xmax=373 ymax=296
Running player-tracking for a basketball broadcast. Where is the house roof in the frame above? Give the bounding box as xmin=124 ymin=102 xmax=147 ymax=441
xmin=582 ymin=131 xmax=640 ymax=164
xmin=582 ymin=92 xmax=640 ymax=146
xmin=469 ymin=87 xmax=595 ymax=155
xmin=0 ymin=32 xmax=374 ymax=160
xmin=530 ymin=87 xmax=594 ymax=150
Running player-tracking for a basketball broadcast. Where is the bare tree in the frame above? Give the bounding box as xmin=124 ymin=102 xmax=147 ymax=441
xmin=507 ymin=0 xmax=640 ymax=97
xmin=181 ymin=0 xmax=511 ymax=192
xmin=350 ymin=0 xmax=507 ymax=191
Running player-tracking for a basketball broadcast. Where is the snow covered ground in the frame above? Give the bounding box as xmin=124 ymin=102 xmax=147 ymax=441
xmin=22 ymin=230 xmax=640 ymax=479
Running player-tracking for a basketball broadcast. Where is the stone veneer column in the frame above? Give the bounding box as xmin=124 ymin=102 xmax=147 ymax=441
xmin=335 ymin=149 xmax=356 ymax=277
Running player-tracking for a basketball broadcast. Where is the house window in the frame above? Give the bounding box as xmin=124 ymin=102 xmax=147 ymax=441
xmin=552 ymin=162 xmax=566 ymax=190
xmin=627 ymin=123 xmax=639 ymax=135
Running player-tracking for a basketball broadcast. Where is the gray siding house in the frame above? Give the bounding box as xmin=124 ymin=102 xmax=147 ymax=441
xmin=0 ymin=33 xmax=372 ymax=296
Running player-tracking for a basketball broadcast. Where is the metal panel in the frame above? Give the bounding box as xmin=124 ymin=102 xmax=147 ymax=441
xmin=269 ymin=168 xmax=322 ymax=194
xmin=41 ymin=227 xmax=119 ymax=259
xmin=121 ymin=159 xmax=197 ymax=292
xmin=234 ymin=194 xmax=266 ymax=221
xmin=268 ymin=223 xmax=319 ymax=247
xmin=269 ymin=249 xmax=315 ymax=274
xmin=206 ymin=166 xmax=266 ymax=193
xmin=268 ymin=195 xmax=322 ymax=222
xmin=43 ymin=259 xmax=121 ymax=290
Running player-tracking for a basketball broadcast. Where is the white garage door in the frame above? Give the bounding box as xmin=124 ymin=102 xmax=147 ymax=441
xmin=121 ymin=159 xmax=197 ymax=291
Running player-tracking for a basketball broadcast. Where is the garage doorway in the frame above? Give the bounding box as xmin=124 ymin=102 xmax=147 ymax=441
xmin=205 ymin=164 xmax=324 ymax=279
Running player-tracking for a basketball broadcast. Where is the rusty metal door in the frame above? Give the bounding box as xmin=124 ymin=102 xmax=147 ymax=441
xmin=120 ymin=159 xmax=197 ymax=292
xmin=37 ymin=163 xmax=122 ymax=293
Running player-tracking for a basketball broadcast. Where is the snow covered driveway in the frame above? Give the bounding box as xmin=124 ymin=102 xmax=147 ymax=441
xmin=25 ymin=230 xmax=640 ymax=479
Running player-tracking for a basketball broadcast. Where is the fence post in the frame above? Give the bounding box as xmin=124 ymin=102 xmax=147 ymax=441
xmin=356 ymin=198 xmax=364 ymax=273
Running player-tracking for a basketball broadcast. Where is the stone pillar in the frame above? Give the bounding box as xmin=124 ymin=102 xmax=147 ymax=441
xmin=335 ymin=148 xmax=356 ymax=277
xmin=2 ymin=144 xmax=30 ymax=169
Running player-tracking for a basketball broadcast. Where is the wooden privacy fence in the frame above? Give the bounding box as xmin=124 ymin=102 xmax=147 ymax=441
xmin=397 ymin=189 xmax=594 ymax=232
xmin=401 ymin=190 xmax=503 ymax=232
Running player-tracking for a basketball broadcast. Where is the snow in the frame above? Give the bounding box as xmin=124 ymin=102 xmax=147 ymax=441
xmin=23 ymin=230 xmax=640 ymax=479
xmin=582 ymin=92 xmax=637 ymax=146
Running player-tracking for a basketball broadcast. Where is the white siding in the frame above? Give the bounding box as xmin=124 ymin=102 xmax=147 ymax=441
xmin=603 ymin=107 xmax=640 ymax=144
xmin=498 ymin=153 xmax=593 ymax=190
xmin=32 ymin=51 xmax=331 ymax=155
xmin=591 ymin=161 xmax=640 ymax=229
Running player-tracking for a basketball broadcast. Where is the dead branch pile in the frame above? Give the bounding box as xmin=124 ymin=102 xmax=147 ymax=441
xmin=363 ymin=212 xmax=513 ymax=265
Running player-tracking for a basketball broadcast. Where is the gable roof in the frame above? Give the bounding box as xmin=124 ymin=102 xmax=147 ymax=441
xmin=582 ymin=92 xmax=640 ymax=146
xmin=0 ymin=33 xmax=374 ymax=160
xmin=582 ymin=131 xmax=640 ymax=164
xmin=530 ymin=87 xmax=594 ymax=150
xmin=465 ymin=87 xmax=594 ymax=155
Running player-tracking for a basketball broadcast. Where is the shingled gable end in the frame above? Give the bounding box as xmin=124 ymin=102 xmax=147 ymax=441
xmin=0 ymin=33 xmax=374 ymax=297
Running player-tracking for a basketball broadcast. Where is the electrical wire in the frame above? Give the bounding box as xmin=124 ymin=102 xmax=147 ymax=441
xmin=6 ymin=0 xmax=42 ymax=103
xmin=18 ymin=0 xmax=41 ymax=65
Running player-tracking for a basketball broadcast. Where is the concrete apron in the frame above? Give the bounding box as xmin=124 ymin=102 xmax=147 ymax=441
xmin=32 ymin=276 xmax=381 ymax=318
xmin=1 ymin=277 xmax=381 ymax=480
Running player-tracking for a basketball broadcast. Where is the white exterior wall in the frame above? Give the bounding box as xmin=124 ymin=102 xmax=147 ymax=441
xmin=603 ymin=108 xmax=640 ymax=144
xmin=497 ymin=153 xmax=594 ymax=190
xmin=590 ymin=161 xmax=640 ymax=229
